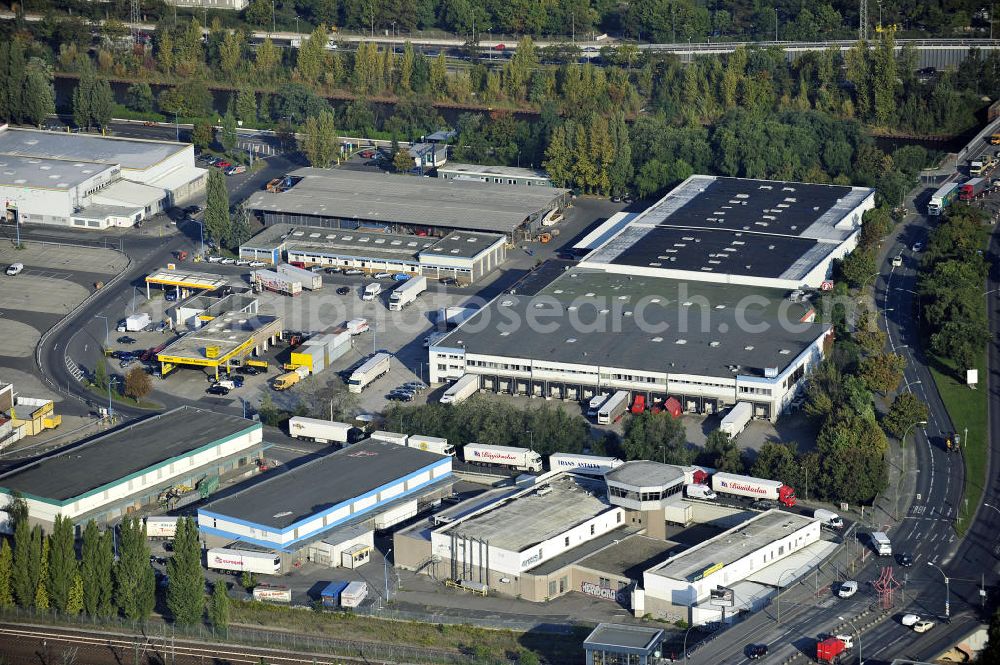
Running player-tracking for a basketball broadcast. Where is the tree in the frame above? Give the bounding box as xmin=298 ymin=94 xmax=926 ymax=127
xmin=258 ymin=393 xmax=281 ymax=427
xmin=703 ymin=429 xmax=743 ymax=473
xmin=208 ymin=580 xmax=230 ymax=633
xmin=296 ymin=25 xmax=329 ymax=85
xmin=23 ymin=70 xmax=54 ymax=128
xmin=298 ymin=110 xmax=338 ymax=168
xmin=72 ymin=64 xmax=96 ymax=129
xmin=124 ymin=366 xmax=152 ymax=402
xmin=0 ymin=539 xmax=14 ymax=608
xmin=126 ymin=82 xmax=154 ymax=113
xmin=93 ymin=358 xmax=108 ymax=391
xmin=48 ymin=515 xmax=76 ymax=613
xmin=34 ymin=536 xmax=49 ymax=610
xmin=114 ymin=517 xmax=155 ymax=621
xmin=204 ymin=169 xmax=231 ymax=248
xmin=853 ymin=309 xmax=886 ymax=355
xmin=882 ymin=392 xmax=929 ymax=440
xmin=66 ymin=573 xmax=84 ymax=615
xmin=982 ymin=605 xmax=1000 ymax=665
xmin=81 ymin=520 xmax=114 ymax=617
xmin=246 ymin=0 xmax=271 ymax=27
xmin=429 ymin=52 xmax=447 ymax=97
xmin=859 ymin=352 xmax=906 ymax=394
xmin=838 ymin=248 xmax=877 ymax=289
xmin=12 ymin=519 xmax=36 ymax=607
xmin=622 ymin=412 xmax=690 ymax=464
xmin=167 ymin=517 xmax=205 ymax=626
xmin=219 ymin=30 xmax=245 ymax=80
xmin=192 ymin=119 xmax=214 ymax=152
xmin=220 ymin=111 xmax=239 ymax=155
xmin=235 ymin=88 xmax=257 ymax=125
xmin=393 ymin=147 xmax=414 ymax=173
xmin=89 ymin=79 xmax=114 ymax=129
xmin=229 ymin=202 xmax=253 ymax=250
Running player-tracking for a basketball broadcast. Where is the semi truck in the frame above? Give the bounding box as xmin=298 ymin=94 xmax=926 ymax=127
xmin=253 ymin=269 xmax=302 ymax=296
xmin=960 ymin=177 xmax=988 ymax=200
xmin=816 ymin=636 xmax=848 ymax=664
xmin=277 ymin=263 xmax=323 ymax=290
xmin=388 ymin=275 xmax=428 ymax=311
xmin=287 ymin=417 xmax=353 ymax=444
xmin=272 ymin=365 xmax=309 ymax=391
xmin=719 ymin=402 xmax=753 ymax=438
xmin=711 ymin=472 xmax=797 ymax=507
xmin=252 ymin=584 xmax=292 ymax=603
xmin=597 ymin=391 xmax=629 ymax=425
xmin=927 ymin=182 xmax=960 ymax=215
xmin=407 ymin=435 xmax=455 ymax=456
xmin=463 ymin=443 xmax=543 ymax=472
xmin=548 ymin=453 xmax=623 ymax=476
xmin=440 ymin=374 xmax=480 ymax=405
xmin=206 ymin=548 xmax=281 ymax=574
xmin=347 ymin=352 xmax=392 ymax=393
xmin=145 ymin=516 xmax=178 ymax=539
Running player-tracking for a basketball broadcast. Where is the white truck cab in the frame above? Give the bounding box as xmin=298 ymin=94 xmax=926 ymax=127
xmin=362 ymin=283 xmax=382 ymax=301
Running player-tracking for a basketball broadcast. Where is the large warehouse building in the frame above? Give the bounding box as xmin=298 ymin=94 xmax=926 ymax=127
xmin=0 ymin=125 xmax=205 ymax=229
xmin=198 ymin=438 xmax=453 ymax=570
xmin=245 ymin=168 xmax=568 ymax=241
xmin=0 ymin=407 xmax=263 ymax=531
xmin=428 ymin=176 xmax=872 ymax=420
xmin=239 ymin=224 xmax=508 ymax=284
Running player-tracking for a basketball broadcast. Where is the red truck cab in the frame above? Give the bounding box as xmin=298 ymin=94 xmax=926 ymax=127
xmin=816 ymin=637 xmax=846 ymax=663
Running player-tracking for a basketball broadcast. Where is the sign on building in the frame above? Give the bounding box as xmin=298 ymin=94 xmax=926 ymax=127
xmin=710 ymin=586 xmax=735 ymax=607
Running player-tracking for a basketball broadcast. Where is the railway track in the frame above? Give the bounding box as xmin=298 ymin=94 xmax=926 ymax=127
xmin=0 ymin=622 xmax=458 ymax=665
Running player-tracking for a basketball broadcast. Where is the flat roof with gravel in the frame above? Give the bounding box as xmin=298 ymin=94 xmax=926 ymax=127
xmin=0 ymin=407 xmax=259 ymax=503
xmin=0 ymin=127 xmax=186 ymax=171
xmin=439 ymin=475 xmax=615 ymax=553
xmin=0 ymin=154 xmax=116 ymax=189
xmin=246 ymin=168 xmax=567 ymax=233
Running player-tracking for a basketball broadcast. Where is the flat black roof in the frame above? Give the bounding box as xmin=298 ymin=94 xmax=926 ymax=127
xmin=201 ymin=439 xmax=448 ymax=530
xmin=438 ymin=269 xmax=825 ymax=378
xmin=0 ymin=407 xmax=259 ymax=503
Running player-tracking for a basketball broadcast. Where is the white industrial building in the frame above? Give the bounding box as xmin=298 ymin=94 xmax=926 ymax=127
xmin=0 ymin=125 xmax=206 ymax=229
xmin=0 ymin=407 xmax=264 ymax=531
xmin=428 ymin=175 xmax=872 ymax=420
xmin=437 ymin=163 xmax=553 ymax=188
xmin=162 ymin=0 xmax=248 ymax=9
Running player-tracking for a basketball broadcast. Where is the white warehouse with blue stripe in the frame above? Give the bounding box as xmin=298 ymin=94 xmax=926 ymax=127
xmin=197 ymin=438 xmax=453 ymax=572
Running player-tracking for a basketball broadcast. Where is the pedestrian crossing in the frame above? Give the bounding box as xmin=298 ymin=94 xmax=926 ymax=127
xmin=64 ymin=355 xmax=84 ymax=382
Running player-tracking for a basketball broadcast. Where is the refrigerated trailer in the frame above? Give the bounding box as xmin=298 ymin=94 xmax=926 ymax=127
xmin=253 ymin=269 xmax=302 ymax=296
xmin=597 ymin=391 xmax=629 ymax=425
xmin=463 ymin=443 xmax=543 ymax=472
xmin=548 ymin=453 xmax=623 ymax=476
xmin=287 ymin=417 xmax=353 ymax=443
xmin=407 ymin=435 xmax=455 ymax=456
xmin=206 ymin=548 xmax=281 ymax=574
xmin=710 ymin=472 xmax=796 ymax=507
xmin=388 ymin=276 xmax=427 ymax=311
xmin=440 ymin=374 xmax=480 ymax=404
xmin=277 ymin=263 xmax=323 ymax=290
xmin=347 ymin=353 xmax=392 ymax=393
xmin=145 ymin=516 xmax=178 ymax=539
xmin=719 ymin=402 xmax=753 ymax=438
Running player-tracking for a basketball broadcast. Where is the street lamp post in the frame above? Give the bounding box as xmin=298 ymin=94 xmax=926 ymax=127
xmin=94 ymin=314 xmax=109 ymax=347
xmin=682 ymin=624 xmax=695 ymax=661
xmin=927 ymin=561 xmax=950 ymax=619
xmin=984 ymin=502 xmax=1000 ymax=517
xmin=895 ymin=419 xmax=928 ymax=519
xmin=383 ymin=548 xmax=393 ymax=606
xmin=837 ymin=615 xmax=861 ymax=665
xmin=191 ymin=218 xmax=205 ymax=257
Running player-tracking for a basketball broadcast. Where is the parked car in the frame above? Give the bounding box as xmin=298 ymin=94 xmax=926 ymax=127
xmin=336 ymin=286 xmax=351 ymax=295
xmin=359 ymin=149 xmax=375 ymax=158
xmin=325 ymin=267 xmax=342 ymax=274
xmin=901 ymin=614 xmax=921 ymax=627
xmin=225 ymin=165 xmax=247 ymax=175
xmin=440 ymin=277 xmax=458 ymax=286
xmin=117 ymin=336 xmax=137 ymax=344
xmin=207 ymin=256 xmax=224 ymax=263
xmin=236 ymin=259 xmax=251 ymax=266
xmin=164 ymin=292 xmax=177 ymax=302
xmin=309 ymin=265 xmax=324 ymax=273
xmin=183 ymin=205 xmax=203 ymax=216
xmin=215 ymin=161 xmax=231 ymax=169
xmin=387 ymin=391 xmax=414 ymax=402
xmin=249 ymin=261 xmax=267 ymax=267
xmin=344 ymin=268 xmax=364 ymax=276
xmin=236 ymin=365 xmax=261 ymax=376
xmin=220 ymin=258 xmax=237 ymax=265
xmin=403 ymin=381 xmax=427 ymax=392
xmin=373 ymin=272 xmax=392 ymax=279
xmin=837 ymin=581 xmax=858 ymax=598
xmin=206 ymin=385 xmax=230 ymax=396
xmin=5 ymin=263 xmax=23 ymax=276
xmin=119 ymin=359 xmax=134 ymax=369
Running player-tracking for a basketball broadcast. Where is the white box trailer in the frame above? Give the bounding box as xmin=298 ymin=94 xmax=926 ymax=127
xmin=407 ymin=435 xmax=455 ymax=456
xmin=207 ymin=548 xmax=281 ymax=574
xmin=288 ymin=417 xmax=352 ymax=444
xmin=277 ymin=263 xmax=323 ymax=290
xmin=463 ymin=443 xmax=543 ymax=472
xmin=370 ymin=431 xmax=409 ymax=446
xmin=253 ymin=269 xmax=302 ymax=296
xmin=586 ymin=393 xmax=610 ymax=417
xmin=597 ymin=391 xmax=629 ymax=425
xmin=145 ymin=516 xmax=179 ymax=539
xmin=719 ymin=402 xmax=753 ymax=437
xmin=125 ymin=313 xmax=152 ymax=332
xmin=548 ymin=453 xmax=623 ymax=476
xmin=440 ymin=374 xmax=480 ymax=405
xmin=340 ymin=581 xmax=368 ymax=608
xmin=374 ymin=499 xmax=419 ymax=530
xmin=436 ymin=306 xmax=478 ymax=328
xmin=388 ymin=275 xmax=427 ymax=311
xmin=252 ymin=584 xmax=292 ymax=603
xmin=347 ymin=353 xmax=392 ymax=393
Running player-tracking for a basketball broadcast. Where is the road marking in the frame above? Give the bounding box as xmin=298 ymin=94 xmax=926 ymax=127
xmin=64 ymin=356 xmax=84 ymax=382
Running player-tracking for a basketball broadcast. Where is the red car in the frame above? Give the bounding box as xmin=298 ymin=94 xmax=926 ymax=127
xmin=359 ymin=150 xmax=375 ymax=158
xmin=494 ymin=43 xmax=506 ymax=51
xmin=215 ymin=161 xmax=231 ymax=168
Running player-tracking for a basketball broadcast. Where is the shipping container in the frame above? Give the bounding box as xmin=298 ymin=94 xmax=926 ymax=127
xmin=320 ymin=580 xmax=349 ymax=607
xmin=340 ymin=581 xmax=368 ymax=608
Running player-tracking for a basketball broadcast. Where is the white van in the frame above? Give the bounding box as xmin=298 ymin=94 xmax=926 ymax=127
xmin=814 ymin=509 xmax=844 ymax=529
xmin=5 ymin=263 xmax=23 ymax=276
xmin=870 ymin=531 xmax=892 ymax=556
xmin=685 ymin=483 xmax=717 ymax=500
xmin=362 ymin=283 xmax=382 ymax=301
